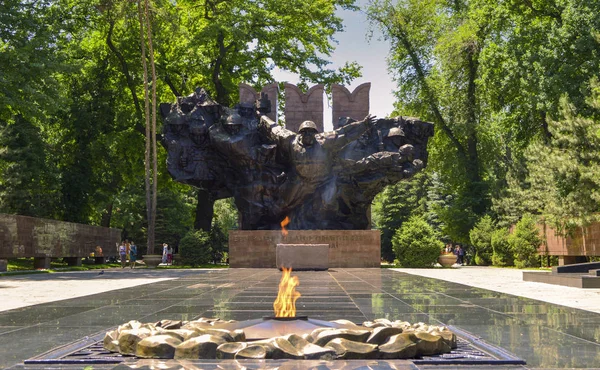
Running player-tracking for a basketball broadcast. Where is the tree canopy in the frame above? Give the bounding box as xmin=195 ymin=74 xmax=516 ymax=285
xmin=0 ymin=0 xmax=362 ymax=251
xmin=369 ymin=0 xmax=600 ymax=251
xmin=2 ymin=0 xmax=599 ymax=261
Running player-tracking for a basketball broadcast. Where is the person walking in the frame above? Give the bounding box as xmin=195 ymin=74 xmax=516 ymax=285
xmin=129 ymin=242 xmax=137 ymax=269
xmin=119 ymin=242 xmax=127 ymax=268
xmin=162 ymin=243 xmax=169 ymax=264
xmin=456 ymin=245 xmax=465 ymax=265
xmin=166 ymin=244 xmax=174 ymax=266
xmin=125 ymin=241 xmax=131 ymax=262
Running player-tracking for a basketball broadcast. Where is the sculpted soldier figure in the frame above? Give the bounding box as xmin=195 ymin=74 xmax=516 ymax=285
xmin=260 ymin=115 xmax=376 ymax=182
xmin=161 ymin=87 xmax=434 ymax=230
xmin=160 ymin=88 xmax=227 ymax=191
xmin=258 ymin=114 xmax=377 ymax=228
xmin=209 ymin=107 xmax=284 ymax=229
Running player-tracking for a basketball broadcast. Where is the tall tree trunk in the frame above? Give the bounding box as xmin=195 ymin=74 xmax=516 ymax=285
xmin=465 ymin=48 xmax=486 ymax=214
xmin=212 ymin=31 xmax=229 ymax=105
xmin=145 ymin=0 xmax=158 ymax=255
xmin=195 ymin=189 xmax=215 ymax=232
xmin=101 ymin=202 xmax=113 ymax=227
xmin=137 ymin=0 xmax=154 ymax=254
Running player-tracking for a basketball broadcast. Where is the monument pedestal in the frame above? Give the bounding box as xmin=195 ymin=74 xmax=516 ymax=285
xmin=229 ymin=230 xmax=380 ymax=268
xmin=276 ymin=244 xmax=328 ymax=270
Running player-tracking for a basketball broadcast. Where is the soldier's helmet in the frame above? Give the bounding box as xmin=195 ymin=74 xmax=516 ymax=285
xmin=387 ymin=127 xmax=405 ymax=138
xmin=298 ymin=120 xmax=318 ymax=133
xmin=224 ymin=113 xmax=243 ymax=126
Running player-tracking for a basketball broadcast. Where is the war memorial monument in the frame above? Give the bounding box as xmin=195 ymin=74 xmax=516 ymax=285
xmin=160 ymin=83 xmax=434 ymax=269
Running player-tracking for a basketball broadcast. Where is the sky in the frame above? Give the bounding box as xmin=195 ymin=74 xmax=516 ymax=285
xmin=272 ymin=1 xmax=397 ymax=131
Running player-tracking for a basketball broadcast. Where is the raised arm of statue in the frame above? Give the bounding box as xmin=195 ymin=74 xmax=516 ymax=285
xmin=258 ymin=115 xmax=295 ymax=153
xmin=323 ymin=114 xmax=377 ymax=151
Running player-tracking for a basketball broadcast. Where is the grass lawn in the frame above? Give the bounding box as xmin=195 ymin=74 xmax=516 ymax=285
xmin=1 ymin=257 xmax=229 ymax=276
xmin=5 ymin=257 xmax=122 ymax=272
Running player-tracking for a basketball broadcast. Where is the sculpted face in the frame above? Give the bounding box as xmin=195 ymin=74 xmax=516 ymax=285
xmin=300 ymin=130 xmax=316 ymax=146
xmin=225 ymin=124 xmax=242 ymax=136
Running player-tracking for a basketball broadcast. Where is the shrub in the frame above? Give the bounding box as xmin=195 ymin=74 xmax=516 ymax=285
xmin=179 ymin=230 xmax=212 ymax=266
xmin=491 ymin=228 xmax=513 ymax=266
xmin=392 ymin=216 xmax=443 ymax=267
xmin=508 ymin=214 xmax=542 ymax=268
xmin=210 ymin=223 xmax=228 ymax=264
xmin=470 ymin=215 xmax=494 ymax=265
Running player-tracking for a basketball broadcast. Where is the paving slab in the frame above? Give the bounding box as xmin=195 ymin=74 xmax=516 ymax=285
xmin=394 ymin=266 xmax=600 ymax=314
xmin=0 ymin=268 xmax=598 ymax=369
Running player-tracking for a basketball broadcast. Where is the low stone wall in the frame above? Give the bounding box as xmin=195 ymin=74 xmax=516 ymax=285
xmin=229 ymin=230 xmax=380 ymax=268
xmin=0 ymin=213 xmax=121 ymax=269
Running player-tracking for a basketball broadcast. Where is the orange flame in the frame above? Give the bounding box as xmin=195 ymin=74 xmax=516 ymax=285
xmin=273 ymin=267 xmax=301 ymax=317
xmin=280 ymin=216 xmax=290 ymax=237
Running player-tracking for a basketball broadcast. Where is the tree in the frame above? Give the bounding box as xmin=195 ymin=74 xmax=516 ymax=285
xmin=0 ymin=115 xmax=59 ymax=217
xmin=367 ymin=0 xmax=492 ymax=243
xmin=137 ymin=0 xmax=159 ymax=254
xmin=490 ymin=228 xmax=512 ymax=267
xmin=374 ymin=172 xmax=428 ymax=262
xmin=392 ymin=215 xmax=443 ymax=268
xmin=179 ymin=229 xmax=212 ymax=266
xmin=505 ymin=80 xmax=600 ymax=234
xmin=508 ymin=214 xmax=542 ymax=268
xmin=154 ymin=186 xmax=195 ymax=251
xmin=369 ymin=0 xmax=600 ymax=244
xmin=0 ymin=0 xmax=68 ymax=122
xmin=469 ymin=215 xmax=494 ymax=265
xmin=213 ymin=198 xmax=238 ymax=232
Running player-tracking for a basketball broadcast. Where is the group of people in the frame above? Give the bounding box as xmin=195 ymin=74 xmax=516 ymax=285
xmin=116 ymin=241 xmax=173 ymax=268
xmin=118 ymin=241 xmax=137 ymax=269
xmin=444 ymin=244 xmax=466 ymax=265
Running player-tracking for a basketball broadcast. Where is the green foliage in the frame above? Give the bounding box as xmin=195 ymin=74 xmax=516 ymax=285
xmin=154 ymin=186 xmax=195 ymax=252
xmin=375 ymin=173 xmax=428 ymax=262
xmin=508 ymin=215 xmax=542 ymax=269
xmin=0 ymin=0 xmax=70 ymax=121
xmin=422 ymin=172 xmax=450 ymax=241
xmin=179 ymin=230 xmax=212 ymax=267
xmin=490 ymin=228 xmax=513 ymax=267
xmin=6 ymin=257 xmax=120 ymax=272
xmin=392 ymin=215 xmax=443 ymax=268
xmin=367 ymin=0 xmax=491 ymax=244
xmin=497 ymin=79 xmax=600 ymax=234
xmin=0 ymin=115 xmax=59 ymax=217
xmin=469 ymin=215 xmax=494 ymax=266
xmin=209 ymin=223 xmax=228 ymax=264
xmin=0 ymin=0 xmax=361 ymax=246
xmin=213 ymin=198 xmax=238 ymax=232
xmin=369 ymin=0 xmax=600 ymax=243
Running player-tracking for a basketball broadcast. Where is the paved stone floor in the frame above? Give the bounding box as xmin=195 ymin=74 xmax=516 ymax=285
xmin=0 ymin=268 xmax=599 ymax=369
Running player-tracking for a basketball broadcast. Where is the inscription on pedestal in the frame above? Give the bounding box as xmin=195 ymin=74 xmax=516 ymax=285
xmin=229 ymin=230 xmax=380 ymax=268
xmin=276 ymin=244 xmax=329 ymax=271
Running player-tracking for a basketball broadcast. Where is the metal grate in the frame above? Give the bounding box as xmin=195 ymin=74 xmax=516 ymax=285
xmin=414 ymin=326 xmax=525 ymax=365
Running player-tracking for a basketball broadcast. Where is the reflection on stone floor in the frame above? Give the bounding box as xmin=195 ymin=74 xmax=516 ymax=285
xmin=0 ymin=268 xmax=598 ymax=369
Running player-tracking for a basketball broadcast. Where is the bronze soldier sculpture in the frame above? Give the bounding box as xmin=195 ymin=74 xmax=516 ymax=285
xmin=160 ymin=89 xmax=434 ymax=230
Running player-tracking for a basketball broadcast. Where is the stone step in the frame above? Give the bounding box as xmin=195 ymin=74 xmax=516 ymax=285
xmin=523 ymin=271 xmax=600 ymax=288
xmin=589 ymin=269 xmax=600 ymax=277
xmin=552 ymin=261 xmax=600 ymax=274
